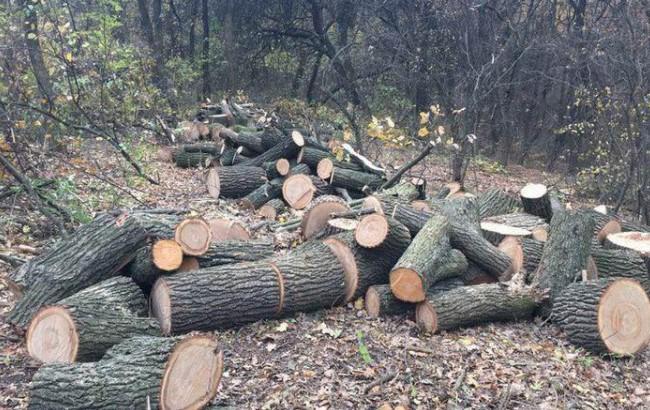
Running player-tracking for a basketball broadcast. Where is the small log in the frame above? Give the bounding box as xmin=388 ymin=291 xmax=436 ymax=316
xmin=316 ymin=158 xmax=364 ymax=179
xmin=208 ymin=219 xmax=250 ymax=241
xmin=382 ymin=180 xmax=422 ymax=202
xmin=482 ymin=212 xmax=548 ymax=242
xmin=261 ymin=127 xmax=288 ymax=150
xmin=520 ymin=238 xmax=545 ymax=277
xmin=196 ymin=239 xmax=275 ymax=268
xmin=29 ymin=335 xmax=223 ymax=410
xmin=415 ymin=283 xmax=540 ymax=333
xmin=300 ymin=195 xmax=350 ymax=239
xmin=220 ymin=128 xmax=265 ymax=154
xmin=363 ymin=195 xmax=431 ymax=236
xmin=604 ymin=232 xmax=650 ymax=256
xmin=263 ymin=158 xmax=291 ymax=179
xmin=355 ymin=213 xmax=412 ymax=249
xmin=297 ymin=146 xmax=333 ymax=169
xmin=520 ymin=183 xmax=553 ymax=221
xmin=206 ymin=166 xmax=267 ymax=199
xmin=477 ymin=188 xmax=521 ymax=219
xmin=329 ymin=167 xmax=384 ymax=193
xmin=218 ymin=146 xmax=249 ymax=166
xmin=238 ymin=131 xmax=305 ymax=168
xmin=258 ymin=198 xmax=285 ymax=219
xmin=127 ymin=212 xmax=183 ymax=239
xmin=366 ymin=279 xmax=464 ymax=318
xmin=316 ymin=218 xmax=359 ymax=238
xmin=282 ymin=174 xmax=316 ymax=210
xmin=152 ymin=239 xmax=184 ymax=271
xmin=532 ymin=210 xmax=595 ymax=315
xmin=179 ymin=142 xmax=222 ymax=155
xmin=289 ymin=163 xmax=311 ymax=176
xmin=596 ymin=220 xmax=621 ymax=244
xmin=174 ymin=218 xmax=212 ymax=256
xmin=553 ymin=278 xmax=650 ymax=355
xmin=480 ymin=222 xmax=532 ymax=246
xmin=173 ymin=150 xmax=213 ymax=168
xmin=126 ymin=246 xmax=165 ymax=289
xmin=27 ymin=277 xmax=160 ymax=363
xmin=8 ymin=214 xmax=147 ymax=326
xmin=239 ymin=178 xmax=283 ymax=210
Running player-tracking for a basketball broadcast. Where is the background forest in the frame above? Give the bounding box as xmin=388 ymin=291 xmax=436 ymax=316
xmin=0 ymin=0 xmax=648 ymax=223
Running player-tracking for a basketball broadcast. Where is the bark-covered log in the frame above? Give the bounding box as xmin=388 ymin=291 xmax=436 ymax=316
xmin=289 ymin=163 xmax=311 ymax=176
xmin=27 ymin=280 xmax=161 ymax=363
xmin=553 ymin=279 xmax=650 ymax=355
xmin=363 ymin=195 xmax=431 ymax=236
xmin=219 ymin=146 xmax=249 ymax=166
xmin=261 ymin=127 xmax=288 ymax=150
xmin=309 ymin=174 xmax=334 ymax=196
xmin=127 ymin=212 xmax=183 ymax=239
xmin=483 ymin=212 xmax=549 ymax=243
xmin=174 ymin=218 xmax=212 ymax=255
xmin=300 ymin=195 xmax=350 ymax=239
xmin=196 ymin=238 xmax=275 ymax=268
xmin=8 ymin=214 xmax=147 ymax=326
xmin=329 ymin=167 xmax=384 ymax=192
xmin=415 ymin=283 xmax=540 ymax=333
xmin=520 ymin=238 xmax=545 ymax=278
xmin=591 ymin=247 xmax=650 ymax=289
xmin=297 ymin=146 xmax=333 ymax=169
xmin=29 ymin=335 xmax=223 ymax=410
xmin=480 ymin=222 xmax=532 ymax=246
xmin=381 ymin=180 xmax=422 ymax=202
xmin=173 ymin=150 xmax=214 ymax=168
xmin=262 ymin=159 xmax=291 ymax=179
xmin=477 ymin=188 xmax=521 ymax=219
xmin=532 ymin=210 xmax=595 ymax=315
xmin=127 ymin=245 xmax=165 ymax=289
xmin=258 ymin=198 xmax=286 ymax=219
xmin=282 ymin=174 xmax=316 ymax=209
xmin=208 ymin=218 xmax=250 ymax=241
xmin=461 ymin=262 xmax=498 ymax=285
xmin=179 ymin=142 xmax=222 ymax=155
xmin=316 ymin=158 xmax=365 ymax=179
xmin=520 ymin=183 xmax=553 ymax=221
xmin=441 ymin=196 xmax=481 ymax=231
xmin=238 ymin=131 xmax=305 ymax=167
xmin=220 ymin=127 xmax=265 ymax=154
xmin=206 ymin=166 xmax=267 ymax=199
xmin=390 ymin=215 xmax=453 ymax=302
xmin=239 ymin=178 xmax=283 ymax=210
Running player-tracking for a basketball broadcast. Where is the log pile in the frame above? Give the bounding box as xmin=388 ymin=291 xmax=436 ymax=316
xmin=8 ymin=100 xmax=650 ymax=407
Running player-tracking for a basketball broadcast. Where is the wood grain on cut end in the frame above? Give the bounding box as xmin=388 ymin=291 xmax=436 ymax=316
xmin=151 ymin=279 xmax=172 ymax=335
xmin=175 ymin=219 xmax=212 ymax=256
xmin=606 ymin=232 xmax=650 ymax=255
xmin=316 ymin=158 xmax=334 ymax=180
xmin=323 ymin=237 xmax=359 ymax=303
xmin=365 ymin=287 xmax=381 ymax=318
xmin=415 ymin=302 xmax=438 ymax=333
xmin=209 ymin=219 xmax=250 ymax=242
xmin=276 ymin=158 xmax=291 ymax=176
xmin=531 ymin=227 xmax=548 ymax=242
xmin=362 ymin=196 xmax=384 ymax=215
xmin=177 ymin=257 xmax=200 ymax=272
xmin=355 ymin=214 xmax=389 ymax=248
xmin=520 ymin=183 xmax=547 ymax=199
xmin=411 ymin=200 xmax=431 ymax=212
xmin=390 ymin=268 xmax=425 ymax=303
xmin=27 ymin=306 xmax=79 ymax=363
xmin=152 ymin=240 xmax=184 ymax=271
xmin=160 ymin=335 xmax=224 ymax=410
xmin=282 ymin=174 xmax=315 ymax=210
xmin=291 ymin=130 xmax=306 ymax=147
xmin=301 ymin=197 xmax=349 ymax=240
xmin=205 ymin=168 xmax=220 ymax=198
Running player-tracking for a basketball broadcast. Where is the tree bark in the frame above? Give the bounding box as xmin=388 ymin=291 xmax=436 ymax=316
xmin=239 ymin=178 xmax=283 ymax=210
xmin=300 ymin=195 xmax=350 ymax=240
xmin=591 ymin=247 xmax=649 ymax=290
xmin=197 ymin=239 xmax=274 ymax=268
xmin=329 ymin=167 xmax=384 ymax=193
xmin=206 ymin=166 xmax=267 ymax=199
xmin=477 ymin=188 xmax=521 ymax=219
xmin=239 ymin=133 xmax=305 ymax=168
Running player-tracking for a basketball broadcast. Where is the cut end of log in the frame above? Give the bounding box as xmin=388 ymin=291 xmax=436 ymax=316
xmin=301 ymin=197 xmax=349 ymax=240
xmin=152 ymin=240 xmax=184 ymax=271
xmin=316 ymin=159 xmax=334 ymax=180
xmin=389 ymin=268 xmax=425 ymax=303
xmin=520 ymin=183 xmax=548 ymax=199
xmin=411 ymin=200 xmax=431 ymax=212
xmin=206 ymin=168 xmax=221 ymax=198
xmin=328 ymin=218 xmax=359 ymax=231
xmin=606 ymin=232 xmax=650 ymax=255
xmin=151 ymin=279 xmax=172 ymax=335
xmin=531 ymin=227 xmax=548 ymax=242
xmin=444 ymin=182 xmax=463 ymax=198
xmin=497 ymin=237 xmax=524 ymax=280
xmin=355 ymin=214 xmax=389 ymax=248
xmin=276 ymin=158 xmax=291 ymax=176
xmin=415 ymin=301 xmax=438 ymax=333
xmin=291 ymin=130 xmax=306 ymax=147
xmin=27 ymin=306 xmax=79 ymax=363
xmin=362 ymin=196 xmax=383 ymax=215
xmin=175 ymin=219 xmax=212 ymax=256
xmin=258 ymin=205 xmax=278 ymax=220
xmin=209 ymin=219 xmax=250 ymax=242
xmin=597 ymin=220 xmax=622 ymax=244
xmin=481 ymin=222 xmax=532 ymax=237
xmin=178 ymin=257 xmax=200 ymax=272
xmin=593 ymin=205 xmax=608 ymax=215
xmin=160 ymin=335 xmax=224 ymax=410
xmin=323 ymin=237 xmax=358 ymax=303
xmin=598 ymin=279 xmax=650 ymax=355
xmin=365 ymin=287 xmax=381 ymax=318
xmin=282 ymin=174 xmax=315 ymax=210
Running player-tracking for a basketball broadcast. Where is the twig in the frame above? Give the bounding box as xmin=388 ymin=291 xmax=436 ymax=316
xmin=329 ymin=207 xmax=376 ymax=219
xmin=363 ymin=371 xmax=397 ymax=394
xmin=342 ymin=143 xmax=385 ymax=175
xmin=380 ymin=142 xmax=434 ymax=190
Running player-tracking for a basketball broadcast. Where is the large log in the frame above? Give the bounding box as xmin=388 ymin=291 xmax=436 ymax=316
xmin=258 ymin=198 xmax=286 ymax=219
xmin=262 ymin=159 xmax=291 ymax=180
xmin=127 ymin=212 xmax=183 ymax=239
xmin=238 ymin=131 xmax=305 ymax=167
xmin=477 ymin=188 xmax=521 ymax=219
xmin=328 ymin=167 xmax=384 ymax=193
xmin=301 ymin=195 xmax=350 ymax=240
xmin=8 ymin=214 xmax=147 ymax=326
xmin=197 ymin=239 xmax=275 ymax=268
xmin=29 ymin=335 xmax=223 ymax=410
xmin=591 ymin=247 xmax=650 ymax=289
xmin=553 ymin=279 xmax=650 ymax=355
xmin=206 ymin=166 xmax=267 ymax=199
xmin=415 ymin=283 xmax=540 ymax=333
xmin=532 ymin=210 xmax=595 ymax=315
xmin=220 ymin=127 xmax=265 ymax=154
xmin=239 ymin=178 xmax=283 ymax=210
xmin=27 ymin=277 xmax=160 ymax=363
xmin=519 ymin=183 xmax=553 ymax=221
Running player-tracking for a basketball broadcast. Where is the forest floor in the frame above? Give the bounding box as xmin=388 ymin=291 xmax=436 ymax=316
xmin=1 ymin=138 xmax=650 ymax=409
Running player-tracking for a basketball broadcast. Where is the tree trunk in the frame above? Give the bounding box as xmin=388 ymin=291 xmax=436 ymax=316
xmin=8 ymin=214 xmax=147 ymax=326
xmin=173 ymin=151 xmax=213 ymax=168
xmin=300 ymin=195 xmax=350 ymax=240
xmin=328 ymin=167 xmax=384 ymax=193
xmin=29 ymin=335 xmax=223 ymax=410
xmin=591 ymin=247 xmax=650 ymax=290
xmin=477 ymin=188 xmax=521 ymax=219
xmin=206 ymin=166 xmax=267 ymax=199
xmin=553 ymin=278 xmax=650 ymax=355
xmin=197 ymin=239 xmax=274 ymax=268
xmin=239 ymin=132 xmax=305 ymax=168
xmin=20 ymin=0 xmax=54 ymax=103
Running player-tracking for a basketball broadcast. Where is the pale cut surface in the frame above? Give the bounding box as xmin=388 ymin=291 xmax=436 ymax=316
xmin=282 ymin=175 xmax=315 ymax=209
xmin=323 ymin=238 xmax=359 ymax=303
xmin=481 ymin=222 xmax=532 ymax=237
xmin=301 ymin=201 xmax=349 ymax=239
xmin=606 ymin=232 xmax=650 ymax=255
xmin=257 ymin=205 xmax=277 ymax=220
xmin=276 ymin=158 xmax=290 ymax=176
xmin=597 ymin=220 xmax=621 ymax=243
xmin=209 ymin=219 xmax=250 ymax=242
xmin=362 ymin=196 xmax=383 ymax=215
xmin=328 ymin=218 xmax=359 ymax=231
xmin=531 ymin=227 xmax=548 ymax=242
xmin=291 ymin=130 xmax=306 ymax=146
xmin=390 ymin=268 xmax=425 ymax=303
xmin=151 ymin=280 xmax=172 ymax=335
xmin=152 ymin=240 xmax=184 ymax=271
xmin=175 ymin=219 xmax=212 ymax=256
xmin=316 ymin=159 xmax=334 ymax=180
xmin=27 ymin=306 xmax=78 ymax=363
xmin=205 ymin=168 xmax=220 ymax=198
xmin=598 ymin=279 xmax=650 ymax=355
xmin=520 ymin=183 xmax=548 ymax=199
xmin=498 ymin=236 xmax=524 ymax=275
xmin=415 ymin=302 xmax=438 ymax=333
xmin=355 ymin=214 xmax=389 ymax=248
xmin=365 ymin=287 xmax=381 ymax=318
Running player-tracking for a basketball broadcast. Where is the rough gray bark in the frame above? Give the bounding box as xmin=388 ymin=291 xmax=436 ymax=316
xmin=591 ymin=247 xmax=649 ymax=289
xmin=239 ymin=178 xmax=283 ymax=210
xmin=258 ymin=198 xmax=285 ymax=219
xmin=206 ymin=166 xmax=267 ymax=199
xmin=521 ymin=238 xmax=545 ymax=280
xmin=329 ymin=167 xmax=384 ymax=192
xmin=220 ymin=128 xmax=265 ymax=154
xmin=197 ymin=239 xmax=275 ymax=268
xmin=239 ymin=135 xmax=303 ymax=168
xmin=173 ymin=150 xmax=213 ymax=168
xmin=127 ymin=212 xmax=183 ymax=239
xmin=381 ymin=181 xmax=422 ymax=201
xmin=477 ymin=188 xmax=521 ymax=219
xmin=126 ymin=245 xmax=165 ymax=289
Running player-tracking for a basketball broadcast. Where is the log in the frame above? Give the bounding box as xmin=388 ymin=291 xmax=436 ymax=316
xmin=553 ymin=279 xmax=650 ymax=355
xmin=297 ymin=146 xmax=332 ymax=169
xmin=127 ymin=245 xmax=165 ymax=289
xmin=127 ymin=212 xmax=183 ymax=239
xmin=382 ymin=180 xmax=422 ymax=202
xmin=206 ymin=166 xmax=267 ymax=199
xmin=596 ymin=220 xmax=621 ymax=244
xmin=179 ymin=143 xmax=222 ymax=155
xmin=482 ymin=212 xmax=548 ymax=242
xmin=174 ymin=218 xmax=212 ymax=255
xmin=363 ymin=195 xmax=431 ymax=236
xmin=238 ymin=131 xmax=305 ymax=167
xmin=316 ymin=158 xmax=364 ymax=179
xmin=532 ymin=210 xmax=595 ymax=315
xmin=315 ymin=218 xmax=359 ymax=239
xmin=341 ymin=143 xmax=385 ymax=175
xmin=29 ymin=335 xmax=223 ymax=410
xmin=520 ymin=183 xmax=553 ymax=221
xmin=258 ymin=198 xmax=285 ymax=220
xmin=196 ymin=239 xmax=275 ymax=268
xmin=8 ymin=214 xmax=147 ymax=326
xmin=262 ymin=158 xmax=291 ymax=179
xmin=208 ymin=218 xmax=250 ymax=241
xmin=289 ymin=163 xmax=311 ymax=176
xmin=261 ymin=127 xmax=288 ymax=150
xmin=239 ymin=178 xmax=283 ymax=210
xmin=152 ymin=239 xmax=184 ymax=271
xmin=461 ymin=262 xmax=498 ymax=285
xmin=27 ymin=277 xmax=160 ymax=363
xmin=218 ymin=146 xmax=248 ymax=166
xmin=480 ymin=222 xmax=532 ymax=246
xmin=411 ymin=200 xmax=432 ymax=212
xmin=519 ymin=238 xmax=545 ymax=278
xmin=301 ymin=195 xmax=350 ymax=240
xmin=173 ymin=150 xmax=213 ymax=168
xmin=220 ymin=128 xmax=265 ymax=154
xmin=389 ymin=215 xmax=453 ymax=302
xmin=591 ymin=247 xmax=650 ymax=289
xmin=282 ymin=174 xmax=316 ymax=209
xmin=329 ymin=167 xmax=384 ymax=193
xmin=355 ymin=213 xmax=412 ymax=249
xmin=415 ymin=283 xmax=540 ymax=333
xmin=604 ymin=232 xmax=650 ymax=256
xmin=477 ymin=188 xmax=521 ymax=218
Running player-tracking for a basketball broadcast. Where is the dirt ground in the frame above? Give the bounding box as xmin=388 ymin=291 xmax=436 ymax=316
xmin=1 ymin=139 xmax=649 ymax=409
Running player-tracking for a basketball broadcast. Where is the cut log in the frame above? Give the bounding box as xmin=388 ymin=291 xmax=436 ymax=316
xmin=389 ymin=215 xmax=453 ymax=302
xmin=282 ymin=174 xmax=316 ymax=210
xmin=239 ymin=178 xmax=283 ymax=210
xmin=178 ymin=257 xmax=200 ymax=272
xmin=520 ymin=238 xmax=545 ymax=277
xmin=300 ymin=195 xmax=350 ymax=239
xmin=196 ymin=239 xmax=275 ymax=268
xmin=591 ymin=247 xmax=650 ymax=289
xmin=261 ymin=127 xmax=288 ymax=150
xmin=520 ymin=183 xmax=553 ymax=221
xmin=605 ymin=232 xmax=650 ymax=255
xmin=553 ymin=279 xmax=650 ymax=355
xmin=329 ymin=167 xmax=384 ymax=193
xmin=317 ymin=158 xmax=335 ymax=180
xmin=173 ymin=151 xmax=213 ymax=168
xmin=461 ymin=262 xmax=498 ymax=285
xmin=596 ymin=220 xmax=621 ymax=244
xmin=206 ymin=166 xmax=267 ymax=199
xmin=220 ymin=128 xmax=265 ymax=154
xmin=316 ymin=218 xmax=359 ymax=239
xmin=218 ymin=146 xmax=248 ymax=165
xmin=263 ymin=158 xmax=291 ymax=179
xmin=382 ymin=180 xmax=422 ymax=202
xmin=27 ymin=278 xmax=160 ymax=363
xmin=8 ymin=214 xmax=147 ymax=326
xmin=483 ymin=212 xmax=548 ymax=242
xmin=355 ymin=213 xmax=411 ymax=249
xmin=29 ymin=335 xmax=223 ymax=410
xmin=127 ymin=246 xmax=164 ymax=289
xmin=208 ymin=219 xmax=250 ymax=242
xmin=238 ymin=131 xmax=305 ymax=167
xmin=477 ymin=188 xmax=521 ymax=219
xmin=152 ymin=239 xmax=184 ymax=271
xmin=127 ymin=212 xmax=183 ymax=239
xmin=341 ymin=143 xmax=385 ymax=175
xmin=415 ymin=283 xmax=540 ymax=333
xmin=497 ymin=237 xmax=524 ymax=280
xmin=174 ymin=218 xmax=212 ymax=256
xmin=363 ymin=195 xmax=431 ymax=236
xmin=297 ymin=146 xmax=332 ymax=169
xmin=411 ymin=200 xmax=432 ymax=212
xmin=289 ymin=163 xmax=311 ymax=176
xmin=258 ymin=198 xmax=285 ymax=219
xmin=179 ymin=142 xmax=222 ymax=155
xmin=480 ymin=222 xmax=531 ymax=245
xmin=532 ymin=210 xmax=595 ymax=315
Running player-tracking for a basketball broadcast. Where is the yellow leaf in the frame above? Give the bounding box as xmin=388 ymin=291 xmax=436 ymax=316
xmin=417 ymin=127 xmax=430 ymax=138
xmin=419 ymin=112 xmax=430 ymax=125
xmin=64 ymin=52 xmax=73 ymax=62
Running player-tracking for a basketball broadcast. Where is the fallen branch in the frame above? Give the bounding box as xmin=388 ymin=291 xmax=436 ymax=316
xmin=380 ymin=142 xmax=434 ymax=190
